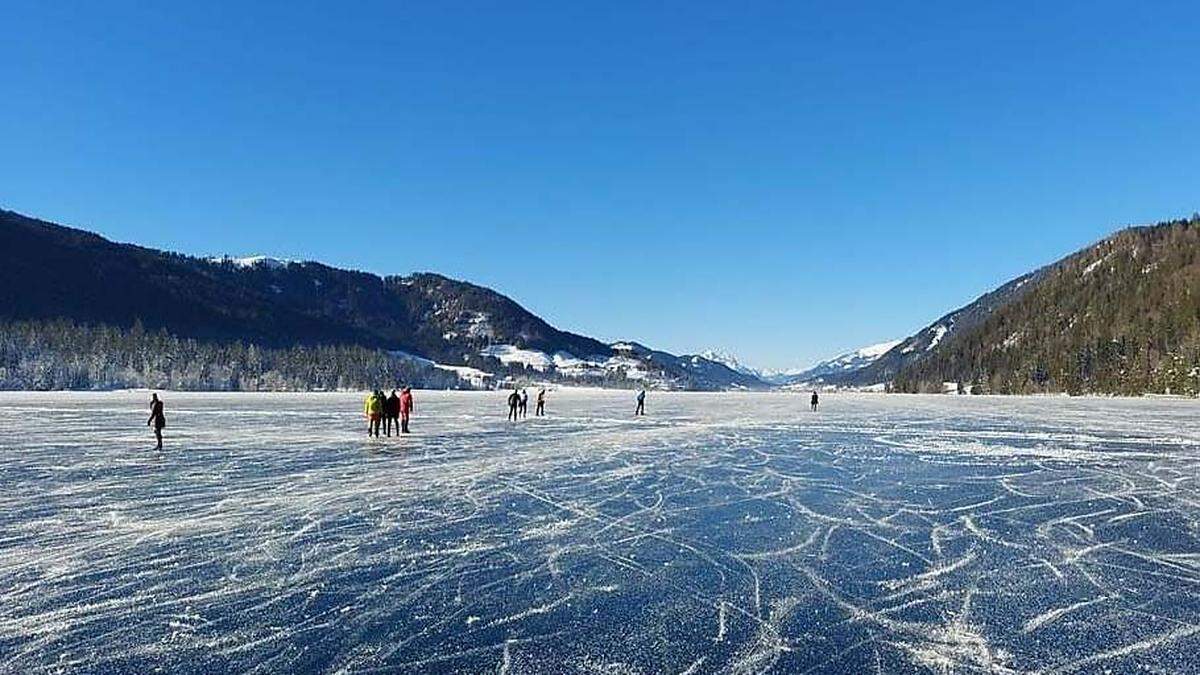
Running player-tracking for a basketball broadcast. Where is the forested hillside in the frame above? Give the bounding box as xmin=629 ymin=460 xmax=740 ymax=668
xmin=0 ymin=319 xmax=464 ymax=391
xmin=893 ymin=216 xmax=1200 ymax=395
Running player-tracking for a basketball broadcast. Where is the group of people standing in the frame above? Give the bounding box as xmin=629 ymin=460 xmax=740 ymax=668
xmin=506 ymin=387 xmax=547 ymax=420
xmin=145 ymin=386 xmax=815 ymax=448
xmin=364 ymin=387 xmax=414 ymax=437
xmin=505 ymin=387 xmax=645 ymax=419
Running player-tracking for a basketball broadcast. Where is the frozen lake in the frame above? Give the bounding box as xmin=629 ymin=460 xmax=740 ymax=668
xmin=1 ymin=391 xmax=1198 ymax=673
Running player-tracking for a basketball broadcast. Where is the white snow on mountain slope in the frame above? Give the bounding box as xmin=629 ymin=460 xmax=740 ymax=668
xmin=388 ymin=350 xmax=496 ymax=387
xmin=479 ymin=345 xmax=555 ymax=371
xmin=207 ymin=255 xmax=297 ymax=269
xmin=927 ymin=325 xmax=949 ymax=351
xmin=756 ymin=366 xmax=809 ymax=383
xmin=810 ymin=339 xmax=902 ymax=372
xmin=856 ymin=340 xmax=903 ymax=359
xmin=697 ymin=349 xmax=764 ymax=378
xmin=1081 ymin=250 xmax=1116 ymax=277
xmin=778 ymin=339 xmax=901 ymax=385
xmin=476 ymin=344 xmax=663 ymax=384
xmin=388 ymin=350 xmax=436 ymax=366
xmin=393 ymin=343 xmax=765 ymax=390
xmin=478 ymin=345 xmax=653 ymax=381
xmin=432 ymin=364 xmax=494 ymax=387
xmin=550 ymin=352 xmax=600 ymax=370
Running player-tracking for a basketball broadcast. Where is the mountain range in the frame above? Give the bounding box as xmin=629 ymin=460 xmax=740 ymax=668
xmin=0 ymin=209 xmax=762 ymax=391
xmin=806 ymin=214 xmax=1200 ymax=396
xmin=880 ymin=216 xmax=1200 ymax=395
xmin=772 ymin=340 xmax=902 ymax=387
xmin=700 ymin=344 xmax=901 ymax=387
xmin=3 ymin=207 xmax=1199 ymax=395
xmin=704 ymin=215 xmax=1200 ymax=397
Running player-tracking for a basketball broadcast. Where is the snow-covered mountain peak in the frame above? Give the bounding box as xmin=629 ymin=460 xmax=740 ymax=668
xmin=775 ymin=339 xmax=901 ymax=386
xmin=697 ymin=349 xmax=762 ymax=377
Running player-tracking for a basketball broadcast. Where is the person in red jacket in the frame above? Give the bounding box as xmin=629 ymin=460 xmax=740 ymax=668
xmin=399 ymin=386 xmax=414 ymax=434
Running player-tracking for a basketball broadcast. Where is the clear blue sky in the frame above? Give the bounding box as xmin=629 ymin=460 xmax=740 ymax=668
xmin=3 ymin=2 xmax=1198 ymax=369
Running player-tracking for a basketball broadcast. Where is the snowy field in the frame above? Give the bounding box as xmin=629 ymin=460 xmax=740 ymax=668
xmin=1 ymin=391 xmax=1198 ymax=674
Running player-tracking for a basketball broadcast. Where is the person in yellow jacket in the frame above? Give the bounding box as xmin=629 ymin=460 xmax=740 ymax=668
xmin=364 ymin=389 xmax=384 ymax=437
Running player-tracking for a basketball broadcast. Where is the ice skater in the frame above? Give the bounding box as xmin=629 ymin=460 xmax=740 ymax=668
xmin=399 ymin=386 xmax=414 ymax=434
xmin=635 ymin=389 xmax=646 ymax=416
xmin=519 ymin=389 xmax=529 ymax=418
xmin=536 ymin=388 xmax=546 ymax=416
xmin=810 ymin=391 xmax=819 ymax=412
xmin=507 ymin=388 xmax=521 ymax=421
xmin=146 ymin=393 xmax=166 ymax=450
xmin=365 ymin=390 xmax=383 ymax=437
xmin=384 ymin=389 xmax=400 ymax=436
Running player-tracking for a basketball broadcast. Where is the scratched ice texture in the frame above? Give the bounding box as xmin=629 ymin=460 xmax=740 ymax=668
xmin=0 ymin=390 xmax=1197 ymax=674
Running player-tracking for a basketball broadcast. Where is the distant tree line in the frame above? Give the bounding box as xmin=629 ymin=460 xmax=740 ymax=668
xmin=0 ymin=319 xmax=464 ymax=391
xmin=894 ymin=216 xmax=1200 ymax=396
xmin=0 ymin=319 xmax=674 ymax=392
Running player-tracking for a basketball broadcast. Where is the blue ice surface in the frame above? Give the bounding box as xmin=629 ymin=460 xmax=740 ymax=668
xmin=0 ymin=390 xmax=1198 ymax=673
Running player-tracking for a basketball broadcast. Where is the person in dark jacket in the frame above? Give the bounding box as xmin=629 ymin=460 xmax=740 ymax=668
xmin=399 ymin=387 xmax=414 ymax=434
xmin=536 ymin=388 xmax=546 ymax=416
xmin=147 ymin=393 xmax=166 ymax=450
xmin=384 ymin=390 xmax=400 ymax=436
xmin=810 ymin=391 xmax=819 ymax=412
xmin=635 ymin=389 xmax=646 ymax=416
xmin=507 ymin=389 xmax=521 ymax=421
